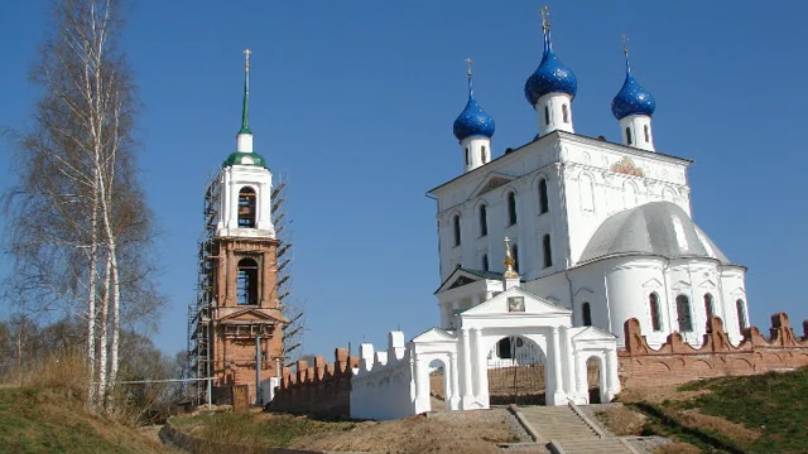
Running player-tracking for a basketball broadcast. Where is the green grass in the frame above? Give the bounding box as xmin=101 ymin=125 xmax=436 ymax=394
xmin=674 ymin=367 xmax=808 ymax=453
xmin=170 ymin=411 xmax=355 ymax=449
xmin=624 ymin=367 xmax=808 ymax=453
xmin=0 ymin=386 xmax=165 ymax=453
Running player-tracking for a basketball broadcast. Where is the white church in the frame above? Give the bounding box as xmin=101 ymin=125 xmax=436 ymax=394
xmin=429 ymin=17 xmax=749 ymax=355
xmin=346 ymin=9 xmax=752 ymax=420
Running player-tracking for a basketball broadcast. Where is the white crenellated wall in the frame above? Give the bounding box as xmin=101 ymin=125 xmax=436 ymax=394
xmin=461 ymin=135 xmax=492 ymax=172
xmin=350 ymin=332 xmax=417 ymax=420
xmin=535 ymin=92 xmax=574 ymax=136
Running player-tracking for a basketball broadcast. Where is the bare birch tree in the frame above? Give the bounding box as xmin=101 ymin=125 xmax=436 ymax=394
xmin=3 ymin=0 xmax=159 ymax=411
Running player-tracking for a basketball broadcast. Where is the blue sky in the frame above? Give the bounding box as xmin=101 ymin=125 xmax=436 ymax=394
xmin=1 ymin=1 xmax=807 ymax=357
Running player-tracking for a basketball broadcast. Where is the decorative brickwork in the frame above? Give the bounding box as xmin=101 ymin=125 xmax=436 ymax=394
xmin=209 ymin=237 xmax=286 ymax=404
xmin=269 ymin=348 xmax=359 ymax=419
xmin=619 ymin=312 xmax=808 ymax=388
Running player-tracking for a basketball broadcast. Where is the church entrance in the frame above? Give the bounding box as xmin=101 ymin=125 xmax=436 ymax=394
xmin=486 ymin=335 xmax=546 ymax=405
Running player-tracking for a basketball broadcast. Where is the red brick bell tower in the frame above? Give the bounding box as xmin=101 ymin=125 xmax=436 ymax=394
xmin=192 ymin=49 xmax=285 ymax=406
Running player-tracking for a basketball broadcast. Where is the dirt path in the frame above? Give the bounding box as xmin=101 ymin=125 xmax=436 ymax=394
xmin=289 ymin=408 xmax=524 ymax=454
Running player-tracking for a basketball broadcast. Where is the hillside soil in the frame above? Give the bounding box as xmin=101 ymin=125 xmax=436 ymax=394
xmin=171 ymin=407 xmax=522 ymax=454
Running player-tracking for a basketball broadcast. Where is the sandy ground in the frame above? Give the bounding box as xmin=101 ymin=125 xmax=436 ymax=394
xmin=289 ymin=408 xmax=523 ymax=454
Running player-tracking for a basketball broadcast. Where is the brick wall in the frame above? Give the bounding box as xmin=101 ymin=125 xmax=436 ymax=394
xmin=619 ymin=312 xmax=808 ymax=388
xmin=269 ymin=348 xmax=359 ymax=419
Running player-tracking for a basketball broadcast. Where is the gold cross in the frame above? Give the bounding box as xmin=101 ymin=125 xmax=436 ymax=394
xmin=244 ymin=48 xmax=252 ymax=71
xmin=622 ymin=34 xmax=629 ymax=58
xmin=541 ymin=5 xmax=551 ymax=33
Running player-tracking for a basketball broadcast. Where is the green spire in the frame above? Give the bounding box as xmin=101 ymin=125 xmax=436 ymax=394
xmin=239 ymin=48 xmax=252 ymax=134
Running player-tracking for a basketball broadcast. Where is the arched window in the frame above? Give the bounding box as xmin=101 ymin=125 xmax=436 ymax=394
xmin=507 ymin=192 xmax=517 ymax=226
xmin=512 ymin=243 xmax=519 ymax=273
xmin=736 ymin=299 xmax=748 ymax=332
xmin=562 ymin=104 xmax=569 ymax=123
xmin=542 ymin=234 xmax=552 ymax=268
xmin=582 ymin=302 xmax=592 ymax=326
xmin=238 ymin=187 xmax=257 ymax=228
xmin=625 ymin=127 xmax=633 ymax=145
xmin=538 ymin=179 xmax=549 ymax=214
xmin=704 ymin=293 xmax=714 ymax=320
xmin=464 ymin=147 xmax=469 ymax=166
xmin=544 ymin=105 xmax=550 ymax=125
xmin=479 ymin=205 xmax=488 ymax=237
xmin=452 ymin=215 xmax=461 ymax=247
xmin=676 ymin=295 xmax=693 ymax=332
xmin=643 ymin=124 xmax=650 ymax=143
xmin=579 ymin=173 xmax=594 ymax=212
xmin=482 ymin=254 xmax=489 ymax=272
xmin=481 ymin=146 xmax=487 ymax=164
xmin=649 ymin=293 xmax=662 ymax=331
xmin=237 ymin=258 xmax=258 ymax=306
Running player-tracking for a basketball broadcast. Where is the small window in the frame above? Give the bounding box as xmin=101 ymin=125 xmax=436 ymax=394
xmin=479 ymin=205 xmax=488 ymax=237
xmin=649 ymin=293 xmax=662 ymax=331
xmin=481 ymin=146 xmax=487 ymax=164
xmin=464 ymin=148 xmax=469 ymax=166
xmin=237 ymin=258 xmax=259 ymax=306
xmin=582 ymin=302 xmax=592 ymax=326
xmin=542 ymin=234 xmax=552 ymax=268
xmin=507 ymin=192 xmax=517 ymax=226
xmin=453 ymin=215 xmax=461 ymax=247
xmin=625 ymin=127 xmax=633 ymax=145
xmin=676 ymin=295 xmax=693 ymax=332
xmin=238 ymin=187 xmax=257 ymax=227
xmin=538 ymin=179 xmax=549 ymax=214
xmin=511 ymin=244 xmax=519 ymax=273
xmin=736 ymin=299 xmax=747 ymax=332
xmin=544 ymin=105 xmax=550 ymax=125
xmin=482 ymin=254 xmax=489 ymax=272
xmin=562 ymin=104 xmax=569 ymax=123
xmin=704 ymin=293 xmax=715 ymax=325
xmin=643 ymin=124 xmax=650 ymax=143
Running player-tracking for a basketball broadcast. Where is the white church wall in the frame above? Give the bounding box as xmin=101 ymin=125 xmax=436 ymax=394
xmin=558 ymin=135 xmax=691 ymax=267
xmin=719 ymin=266 xmax=748 ymax=344
xmin=434 ymin=139 xmax=561 ymax=280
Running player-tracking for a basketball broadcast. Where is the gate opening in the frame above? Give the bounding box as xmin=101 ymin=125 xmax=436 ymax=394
xmin=487 ymin=335 xmax=546 ymax=405
xmin=428 ymin=358 xmax=450 ymax=411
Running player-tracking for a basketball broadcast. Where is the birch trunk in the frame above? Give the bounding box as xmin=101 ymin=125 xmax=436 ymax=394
xmin=97 ymin=254 xmax=111 ymax=405
xmin=86 ymin=173 xmax=98 ymax=407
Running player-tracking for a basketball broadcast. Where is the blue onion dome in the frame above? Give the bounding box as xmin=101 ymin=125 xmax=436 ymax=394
xmin=453 ymin=92 xmax=496 ymax=142
xmin=611 ymin=63 xmax=656 ymax=119
xmin=524 ymin=32 xmax=578 ymax=106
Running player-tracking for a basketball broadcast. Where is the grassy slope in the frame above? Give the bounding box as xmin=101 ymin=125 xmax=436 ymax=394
xmin=610 ymin=367 xmax=808 ymax=454
xmin=677 ymin=367 xmax=808 ymax=453
xmin=0 ymin=387 xmax=169 ymax=454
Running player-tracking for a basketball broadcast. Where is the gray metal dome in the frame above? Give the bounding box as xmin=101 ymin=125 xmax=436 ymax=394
xmin=580 ymin=201 xmax=730 ymax=264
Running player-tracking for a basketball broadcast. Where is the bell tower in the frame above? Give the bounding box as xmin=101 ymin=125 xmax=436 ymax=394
xmin=195 ymin=49 xmax=286 ymax=406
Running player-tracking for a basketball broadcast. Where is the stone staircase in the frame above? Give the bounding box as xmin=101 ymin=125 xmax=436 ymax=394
xmin=517 ymin=405 xmax=636 ymax=454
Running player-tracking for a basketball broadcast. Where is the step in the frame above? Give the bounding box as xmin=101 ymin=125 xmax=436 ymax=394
xmin=553 ymin=438 xmax=633 ymax=454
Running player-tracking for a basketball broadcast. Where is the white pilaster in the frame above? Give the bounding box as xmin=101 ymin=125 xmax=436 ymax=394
xmin=548 ymin=326 xmax=566 ymax=405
